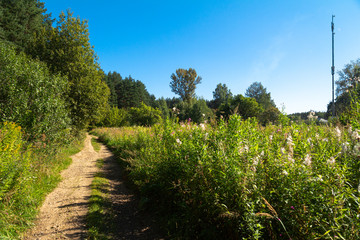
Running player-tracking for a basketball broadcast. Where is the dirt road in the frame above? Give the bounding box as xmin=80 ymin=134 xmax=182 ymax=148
xmin=23 ymin=134 xmax=162 ymax=239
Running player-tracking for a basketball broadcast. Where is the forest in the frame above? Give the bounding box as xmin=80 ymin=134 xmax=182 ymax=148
xmin=1 ymin=0 xmax=360 ymax=239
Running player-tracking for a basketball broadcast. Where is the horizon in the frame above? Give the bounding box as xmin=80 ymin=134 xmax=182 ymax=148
xmin=44 ymin=0 xmax=360 ymax=114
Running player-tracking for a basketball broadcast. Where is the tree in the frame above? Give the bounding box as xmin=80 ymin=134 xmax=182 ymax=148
xmin=245 ymin=82 xmax=276 ymax=110
xmin=170 ymin=68 xmax=202 ymax=103
xmin=104 ymin=71 xmax=122 ymax=107
xmin=0 ymin=0 xmax=52 ymax=51
xmin=336 ymin=59 xmax=360 ymax=96
xmin=115 ymin=75 xmax=152 ymax=109
xmin=218 ymin=94 xmax=261 ymax=120
xmin=28 ymin=10 xmax=110 ymax=129
xmin=231 ymin=94 xmax=262 ymax=119
xmin=211 ymin=83 xmax=232 ymax=109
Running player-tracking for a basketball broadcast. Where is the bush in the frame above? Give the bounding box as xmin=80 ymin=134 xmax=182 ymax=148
xmin=129 ymin=102 xmax=162 ymax=126
xmin=100 ymin=106 xmax=129 ymax=127
xmin=0 ymin=41 xmax=70 ymax=143
xmin=0 ymin=122 xmax=30 ymax=200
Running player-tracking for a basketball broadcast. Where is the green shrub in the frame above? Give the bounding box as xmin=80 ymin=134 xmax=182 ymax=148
xmin=129 ymin=102 xmax=162 ymax=126
xmin=0 ymin=122 xmax=30 ymax=200
xmin=100 ymin=106 xmax=129 ymax=127
xmin=0 ymin=41 xmax=70 ymax=143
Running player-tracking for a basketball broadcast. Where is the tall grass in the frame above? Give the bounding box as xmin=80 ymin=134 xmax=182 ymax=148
xmin=0 ymin=122 xmax=85 ymax=239
xmin=93 ymin=116 xmax=360 ymax=239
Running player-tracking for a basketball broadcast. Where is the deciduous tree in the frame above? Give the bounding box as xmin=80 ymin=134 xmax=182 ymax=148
xmin=170 ymin=68 xmax=202 ymax=103
xmin=29 ymin=10 xmax=110 ymax=129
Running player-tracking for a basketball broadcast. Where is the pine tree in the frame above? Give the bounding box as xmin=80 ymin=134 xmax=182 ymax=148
xmin=0 ymin=0 xmax=52 ymax=50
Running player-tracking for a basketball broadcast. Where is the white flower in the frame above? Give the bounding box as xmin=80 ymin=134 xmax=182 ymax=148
xmin=341 ymin=142 xmax=349 ymax=153
xmin=351 ymin=130 xmax=360 ymax=140
xmin=327 ymin=157 xmax=335 ymax=166
xmin=280 ymin=147 xmax=286 ymax=155
xmin=353 ymin=142 xmax=360 ymax=156
xmin=253 ymin=156 xmax=260 ymax=166
xmin=176 ymin=138 xmax=182 ymax=145
xmin=199 ymin=123 xmax=205 ymax=130
xmin=307 ymin=138 xmax=312 ymax=144
xmin=304 ymin=154 xmax=312 ymax=166
xmin=269 ymin=135 xmax=273 ymax=141
xmin=287 ymin=155 xmax=295 ymax=164
xmin=287 ymin=135 xmax=294 ymax=146
xmin=335 ymin=127 xmax=341 ymax=139
xmin=282 ymin=170 xmax=289 ymax=176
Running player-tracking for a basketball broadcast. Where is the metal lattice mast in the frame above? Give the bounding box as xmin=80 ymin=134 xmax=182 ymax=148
xmin=331 ymin=15 xmax=335 ymax=117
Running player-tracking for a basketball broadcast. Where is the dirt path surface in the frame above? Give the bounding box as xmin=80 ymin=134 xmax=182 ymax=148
xmin=23 ymin=134 xmax=163 ymax=240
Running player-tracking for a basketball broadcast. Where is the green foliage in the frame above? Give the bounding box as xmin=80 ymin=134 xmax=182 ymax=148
xmin=245 ymin=82 xmax=276 ymax=110
xmin=210 ymin=83 xmax=233 ymax=109
xmin=0 ymin=123 xmax=85 ymax=239
xmin=93 ymin=117 xmax=360 ymax=239
xmin=104 ymin=71 xmax=121 ymax=107
xmin=115 ymin=75 xmax=153 ymax=109
xmin=170 ymin=68 xmax=202 ymax=103
xmin=218 ymin=94 xmax=261 ymax=120
xmin=28 ymin=10 xmax=110 ymax=130
xmin=0 ymin=122 xmax=30 ymax=201
xmin=335 ymin=59 xmax=360 ymax=96
xmin=0 ymin=0 xmax=51 ymax=51
xmin=339 ymin=85 xmax=360 ymax=129
xmin=329 ymin=59 xmax=360 ymax=117
xmin=0 ymin=41 xmax=70 ymax=142
xmin=156 ymin=98 xmax=170 ymax=119
xmin=129 ymin=102 xmax=162 ymax=126
xmin=175 ymin=98 xmax=214 ymax=123
xmin=100 ymin=106 xmax=129 ymax=127
xmin=258 ymin=106 xmax=280 ymax=125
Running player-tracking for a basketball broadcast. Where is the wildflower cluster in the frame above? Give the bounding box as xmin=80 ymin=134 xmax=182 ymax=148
xmin=94 ymin=116 xmax=360 ymax=239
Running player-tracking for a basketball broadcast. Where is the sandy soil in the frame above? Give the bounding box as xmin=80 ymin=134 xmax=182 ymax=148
xmin=22 ymin=134 xmax=163 ymax=240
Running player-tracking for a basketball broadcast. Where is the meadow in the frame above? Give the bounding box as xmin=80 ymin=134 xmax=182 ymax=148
xmin=93 ymin=116 xmax=360 ymax=239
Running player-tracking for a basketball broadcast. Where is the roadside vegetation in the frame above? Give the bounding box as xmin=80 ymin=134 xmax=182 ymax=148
xmin=1 ymin=0 xmax=360 ymax=239
xmin=0 ymin=122 xmax=85 ymax=239
xmin=93 ymin=113 xmax=360 ymax=239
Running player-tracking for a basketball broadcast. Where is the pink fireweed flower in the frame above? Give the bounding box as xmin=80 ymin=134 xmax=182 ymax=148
xmin=304 ymin=154 xmax=312 ymax=166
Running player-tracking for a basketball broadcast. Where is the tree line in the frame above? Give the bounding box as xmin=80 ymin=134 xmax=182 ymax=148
xmin=1 ymin=0 xmax=358 ymax=143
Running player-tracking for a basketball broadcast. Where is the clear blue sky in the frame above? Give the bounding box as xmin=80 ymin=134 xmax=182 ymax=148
xmin=44 ymin=0 xmax=360 ymax=114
